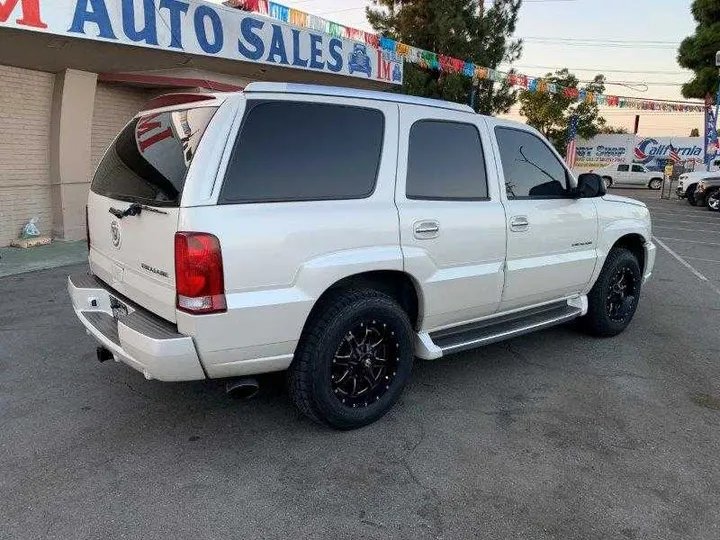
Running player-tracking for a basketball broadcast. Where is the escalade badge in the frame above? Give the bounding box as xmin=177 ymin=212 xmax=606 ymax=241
xmin=110 ymin=220 xmax=121 ymax=249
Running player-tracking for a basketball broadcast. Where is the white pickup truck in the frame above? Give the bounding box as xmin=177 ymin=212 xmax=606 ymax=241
xmin=595 ymin=163 xmax=664 ymax=190
xmin=68 ymin=83 xmax=655 ymax=429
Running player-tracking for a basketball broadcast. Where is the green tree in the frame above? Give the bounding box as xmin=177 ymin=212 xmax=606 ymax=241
xmin=690 ymin=128 xmax=700 ymax=137
xmin=366 ymin=0 xmax=523 ymax=115
xmin=678 ymin=0 xmax=720 ymax=100
xmin=518 ymin=69 xmax=608 ymax=155
xmin=599 ymin=125 xmax=629 ymax=135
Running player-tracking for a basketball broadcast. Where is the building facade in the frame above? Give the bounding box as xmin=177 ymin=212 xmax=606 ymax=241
xmin=0 ymin=0 xmax=403 ymax=245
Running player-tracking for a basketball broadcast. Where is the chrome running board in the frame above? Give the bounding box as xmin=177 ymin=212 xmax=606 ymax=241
xmin=429 ymin=301 xmax=583 ymax=356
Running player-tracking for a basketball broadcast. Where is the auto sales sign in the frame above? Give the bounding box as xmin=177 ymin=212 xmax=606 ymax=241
xmin=0 ymin=0 xmax=404 ymax=84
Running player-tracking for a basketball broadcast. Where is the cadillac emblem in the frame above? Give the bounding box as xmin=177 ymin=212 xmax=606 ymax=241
xmin=110 ymin=220 xmax=121 ymax=249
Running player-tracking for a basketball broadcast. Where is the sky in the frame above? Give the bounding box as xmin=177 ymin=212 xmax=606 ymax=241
xmin=210 ymin=0 xmax=707 ymax=136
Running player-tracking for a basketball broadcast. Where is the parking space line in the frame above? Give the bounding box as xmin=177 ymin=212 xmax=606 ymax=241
xmin=645 ymin=207 xmax=709 ymax=214
xmin=652 ymin=218 xmax=720 ymax=227
xmin=655 ymin=237 xmax=720 ymax=246
xmin=650 ymin=211 xmax=719 ymax=220
xmin=654 ymin=225 xmax=720 ymax=233
xmin=684 ymin=256 xmax=720 ymax=264
xmin=653 ymin=237 xmax=720 ymax=298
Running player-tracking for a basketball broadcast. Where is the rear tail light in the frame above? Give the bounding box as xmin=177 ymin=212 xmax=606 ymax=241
xmin=174 ymin=232 xmax=226 ymax=315
xmin=85 ymin=205 xmax=91 ymax=251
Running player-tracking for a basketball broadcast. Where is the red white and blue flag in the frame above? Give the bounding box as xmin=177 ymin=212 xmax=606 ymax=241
xmin=668 ymin=143 xmax=681 ymax=163
xmin=566 ymin=116 xmax=578 ymax=169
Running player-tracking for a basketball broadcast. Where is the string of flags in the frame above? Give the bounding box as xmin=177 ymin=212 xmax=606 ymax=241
xmin=226 ymin=0 xmax=705 ymax=114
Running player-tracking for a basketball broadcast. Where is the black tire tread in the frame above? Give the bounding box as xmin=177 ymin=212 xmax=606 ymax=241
xmin=582 ymin=247 xmax=641 ymax=337
xmin=288 ymin=288 xmax=412 ymax=429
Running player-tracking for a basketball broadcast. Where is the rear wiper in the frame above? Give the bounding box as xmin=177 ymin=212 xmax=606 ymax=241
xmin=109 ymin=203 xmax=167 ymax=219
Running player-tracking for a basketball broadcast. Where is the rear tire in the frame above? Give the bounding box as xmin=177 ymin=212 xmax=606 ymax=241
xmin=289 ymin=289 xmax=414 ymax=430
xmin=648 ymin=178 xmax=663 ymax=190
xmin=685 ymin=184 xmax=697 ymax=205
xmin=602 ymin=176 xmax=613 ymax=189
xmin=581 ymin=248 xmax=642 ymax=337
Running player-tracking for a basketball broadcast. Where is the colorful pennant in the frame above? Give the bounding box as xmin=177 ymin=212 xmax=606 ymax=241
xmin=229 ymin=0 xmax=706 ymax=114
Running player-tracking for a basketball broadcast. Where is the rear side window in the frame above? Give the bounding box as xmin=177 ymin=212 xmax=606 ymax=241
xmin=406 ymin=120 xmax=488 ymax=200
xmin=618 ymin=164 xmax=630 ymax=172
xmin=91 ymin=107 xmax=217 ymax=206
xmin=220 ymin=101 xmax=384 ymax=203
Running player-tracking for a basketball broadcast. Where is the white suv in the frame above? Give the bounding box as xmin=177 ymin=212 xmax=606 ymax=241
xmin=69 ymin=83 xmax=655 ymax=429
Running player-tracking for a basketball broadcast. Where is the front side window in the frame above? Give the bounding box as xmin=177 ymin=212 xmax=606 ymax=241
xmin=618 ymin=164 xmax=630 ymax=172
xmin=494 ymin=127 xmax=569 ymax=199
xmin=220 ymin=101 xmax=384 ymax=203
xmin=631 ymin=165 xmax=645 ymax=172
xmin=406 ymin=120 xmax=488 ymax=200
xmin=91 ymin=106 xmax=218 ymax=206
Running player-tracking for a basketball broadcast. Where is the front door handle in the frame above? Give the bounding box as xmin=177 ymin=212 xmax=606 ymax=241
xmin=510 ymin=216 xmax=529 ymax=232
xmin=414 ymin=220 xmax=440 ymax=239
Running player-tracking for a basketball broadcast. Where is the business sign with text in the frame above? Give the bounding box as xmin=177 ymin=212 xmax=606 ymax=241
xmin=0 ymin=0 xmax=403 ymax=84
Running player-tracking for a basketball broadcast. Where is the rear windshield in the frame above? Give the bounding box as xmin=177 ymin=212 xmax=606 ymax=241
xmin=91 ymin=106 xmax=218 ymax=206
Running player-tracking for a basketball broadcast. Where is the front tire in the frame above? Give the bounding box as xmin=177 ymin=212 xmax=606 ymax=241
xmin=581 ymin=248 xmax=642 ymax=337
xmin=648 ymin=178 xmax=663 ymax=190
xmin=289 ymin=289 xmax=414 ymax=430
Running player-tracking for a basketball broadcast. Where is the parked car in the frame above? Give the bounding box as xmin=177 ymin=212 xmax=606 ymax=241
xmin=678 ymin=169 xmax=720 ymax=205
xmin=68 ymin=83 xmax=655 ymax=430
xmin=595 ymin=163 xmax=664 ymax=190
xmin=693 ymin=178 xmax=720 ymax=210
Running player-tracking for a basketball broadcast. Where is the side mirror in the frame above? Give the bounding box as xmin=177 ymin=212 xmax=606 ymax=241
xmin=574 ymin=173 xmax=606 ymax=198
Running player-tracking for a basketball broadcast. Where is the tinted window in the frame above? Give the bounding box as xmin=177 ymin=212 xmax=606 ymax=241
xmin=91 ymin=107 xmax=217 ymax=206
xmin=220 ymin=101 xmax=384 ymax=203
xmin=631 ymin=165 xmax=645 ymax=172
xmin=494 ymin=128 xmax=569 ymax=199
xmin=618 ymin=164 xmax=630 ymax=172
xmin=406 ymin=121 xmax=488 ymax=200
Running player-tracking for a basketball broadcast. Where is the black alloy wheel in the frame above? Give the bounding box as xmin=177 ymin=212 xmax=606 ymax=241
xmin=605 ymin=265 xmax=638 ymax=324
xmin=289 ymin=288 xmax=414 ymax=430
xmin=581 ymin=247 xmax=642 ymax=337
xmin=331 ymin=320 xmax=399 ymax=408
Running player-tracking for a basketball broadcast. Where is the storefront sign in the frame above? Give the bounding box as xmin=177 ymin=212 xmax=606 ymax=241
xmin=575 ymin=134 xmax=707 ymax=172
xmin=0 ymin=0 xmax=403 ymax=84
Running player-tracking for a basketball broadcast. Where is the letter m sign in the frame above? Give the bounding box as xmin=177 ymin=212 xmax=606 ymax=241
xmin=0 ymin=0 xmax=47 ymax=28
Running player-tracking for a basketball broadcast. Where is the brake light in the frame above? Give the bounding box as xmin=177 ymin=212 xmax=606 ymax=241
xmin=174 ymin=232 xmax=226 ymax=314
xmin=85 ymin=205 xmax=90 ymax=251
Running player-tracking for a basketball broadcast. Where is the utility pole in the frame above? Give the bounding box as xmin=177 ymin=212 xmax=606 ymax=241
xmin=708 ymin=51 xmax=720 ymax=171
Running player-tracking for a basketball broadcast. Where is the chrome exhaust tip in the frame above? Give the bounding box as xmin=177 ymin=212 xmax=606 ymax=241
xmin=225 ymin=378 xmax=260 ymax=400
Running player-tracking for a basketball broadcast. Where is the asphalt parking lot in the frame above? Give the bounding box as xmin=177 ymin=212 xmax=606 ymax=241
xmin=1 ymin=188 xmax=719 ymax=540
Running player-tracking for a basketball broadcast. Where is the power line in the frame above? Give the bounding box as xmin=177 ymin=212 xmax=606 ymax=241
xmin=520 ymin=36 xmax=679 ymax=45
xmin=509 ymin=65 xmax=688 ymax=75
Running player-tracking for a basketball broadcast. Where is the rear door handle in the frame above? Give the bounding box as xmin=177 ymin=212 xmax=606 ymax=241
xmin=509 ymin=216 xmax=529 ymax=232
xmin=414 ymin=220 xmax=440 ymax=239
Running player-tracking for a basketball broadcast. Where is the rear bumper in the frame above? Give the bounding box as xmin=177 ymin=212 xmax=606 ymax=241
xmin=68 ymin=273 xmax=206 ymax=382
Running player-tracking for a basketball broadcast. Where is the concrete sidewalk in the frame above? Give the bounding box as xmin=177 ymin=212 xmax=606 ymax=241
xmin=0 ymin=241 xmax=87 ymax=278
